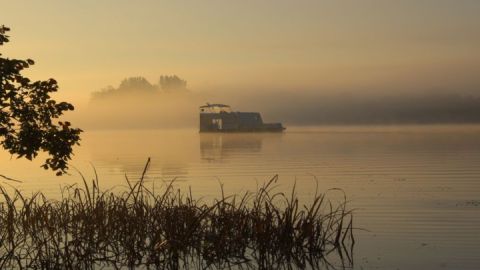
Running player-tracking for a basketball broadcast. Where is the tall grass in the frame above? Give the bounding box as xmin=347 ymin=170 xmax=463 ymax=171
xmin=0 ymin=159 xmax=354 ymax=269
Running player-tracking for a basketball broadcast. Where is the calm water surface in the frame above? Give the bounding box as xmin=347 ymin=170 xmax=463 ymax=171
xmin=1 ymin=125 xmax=479 ymax=270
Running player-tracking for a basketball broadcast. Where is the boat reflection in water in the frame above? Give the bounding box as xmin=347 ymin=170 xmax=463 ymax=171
xmin=200 ymin=132 xmax=265 ymax=162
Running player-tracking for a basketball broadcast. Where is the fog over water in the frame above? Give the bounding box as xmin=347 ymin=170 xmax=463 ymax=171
xmin=73 ymin=78 xmax=480 ymax=130
xmin=6 ymin=1 xmax=480 ymax=117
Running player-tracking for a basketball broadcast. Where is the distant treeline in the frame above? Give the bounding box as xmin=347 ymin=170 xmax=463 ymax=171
xmin=84 ymin=75 xmax=197 ymax=129
xmin=259 ymin=93 xmax=480 ymax=125
xmin=85 ymin=76 xmax=480 ymax=128
xmin=91 ymin=75 xmax=188 ymax=100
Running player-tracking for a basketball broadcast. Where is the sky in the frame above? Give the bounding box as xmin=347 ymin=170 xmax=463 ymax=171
xmin=2 ymin=0 xmax=480 ymax=104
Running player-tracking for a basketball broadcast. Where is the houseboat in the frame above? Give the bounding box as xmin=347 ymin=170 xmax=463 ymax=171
xmin=199 ymin=103 xmax=285 ymax=132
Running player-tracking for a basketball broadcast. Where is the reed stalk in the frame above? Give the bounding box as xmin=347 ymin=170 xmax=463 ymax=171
xmin=0 ymin=159 xmax=354 ymax=269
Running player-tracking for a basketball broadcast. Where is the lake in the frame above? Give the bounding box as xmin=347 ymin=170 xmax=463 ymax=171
xmin=1 ymin=125 xmax=479 ymax=270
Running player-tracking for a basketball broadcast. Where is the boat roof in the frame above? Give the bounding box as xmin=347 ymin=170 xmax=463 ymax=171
xmin=199 ymin=103 xmax=231 ymax=108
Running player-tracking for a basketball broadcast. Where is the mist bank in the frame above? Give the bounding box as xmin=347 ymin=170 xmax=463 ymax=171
xmin=219 ymin=90 xmax=480 ymax=126
xmin=74 ymin=76 xmax=480 ymax=129
xmin=80 ymin=92 xmax=200 ymax=129
xmin=77 ymin=75 xmax=197 ymax=129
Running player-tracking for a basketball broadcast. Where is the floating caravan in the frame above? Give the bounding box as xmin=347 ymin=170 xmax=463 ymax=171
xmin=199 ymin=103 xmax=285 ymax=132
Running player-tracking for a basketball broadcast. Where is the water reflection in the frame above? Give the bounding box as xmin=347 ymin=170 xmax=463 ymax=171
xmin=86 ymin=130 xmax=195 ymax=178
xmin=2 ymin=126 xmax=480 ymax=269
xmin=200 ymin=133 xmax=263 ymax=161
xmin=159 ymin=162 xmax=189 ymax=178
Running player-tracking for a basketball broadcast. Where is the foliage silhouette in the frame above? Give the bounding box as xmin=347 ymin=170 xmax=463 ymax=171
xmin=0 ymin=26 xmax=81 ymax=175
xmin=0 ymin=161 xmax=354 ymax=269
xmin=118 ymin=76 xmax=156 ymax=92
xmin=159 ymin=75 xmax=187 ymax=92
xmin=91 ymin=75 xmax=188 ymax=100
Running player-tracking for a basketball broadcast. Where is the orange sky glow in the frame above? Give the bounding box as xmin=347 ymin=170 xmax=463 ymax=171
xmin=2 ymin=0 xmax=480 ymax=105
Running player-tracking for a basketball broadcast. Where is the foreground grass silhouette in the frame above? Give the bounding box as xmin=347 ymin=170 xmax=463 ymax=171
xmin=0 ymin=159 xmax=354 ymax=269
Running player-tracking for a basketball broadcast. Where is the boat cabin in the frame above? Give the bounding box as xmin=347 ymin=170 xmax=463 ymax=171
xmin=199 ymin=103 xmax=285 ymax=132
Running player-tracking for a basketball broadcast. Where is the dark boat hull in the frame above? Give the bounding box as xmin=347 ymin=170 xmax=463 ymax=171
xmin=199 ymin=127 xmax=286 ymax=133
xmin=199 ymin=112 xmax=285 ymax=132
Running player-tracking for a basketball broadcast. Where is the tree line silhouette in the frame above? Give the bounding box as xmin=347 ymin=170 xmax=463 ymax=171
xmin=92 ymin=75 xmax=188 ymax=100
xmin=275 ymin=93 xmax=480 ymax=125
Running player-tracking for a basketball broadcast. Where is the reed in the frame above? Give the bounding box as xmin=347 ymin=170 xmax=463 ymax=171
xmin=0 ymin=159 xmax=354 ymax=269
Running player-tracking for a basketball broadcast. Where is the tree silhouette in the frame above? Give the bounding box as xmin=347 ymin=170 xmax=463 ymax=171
xmin=159 ymin=75 xmax=187 ymax=92
xmin=0 ymin=26 xmax=81 ymax=175
xmin=118 ymin=76 xmax=155 ymax=92
xmin=91 ymin=75 xmax=189 ymax=100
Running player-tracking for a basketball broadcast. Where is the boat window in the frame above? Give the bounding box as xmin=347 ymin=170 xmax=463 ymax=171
xmin=200 ymin=104 xmax=232 ymax=114
xmin=212 ymin=119 xmax=223 ymax=130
